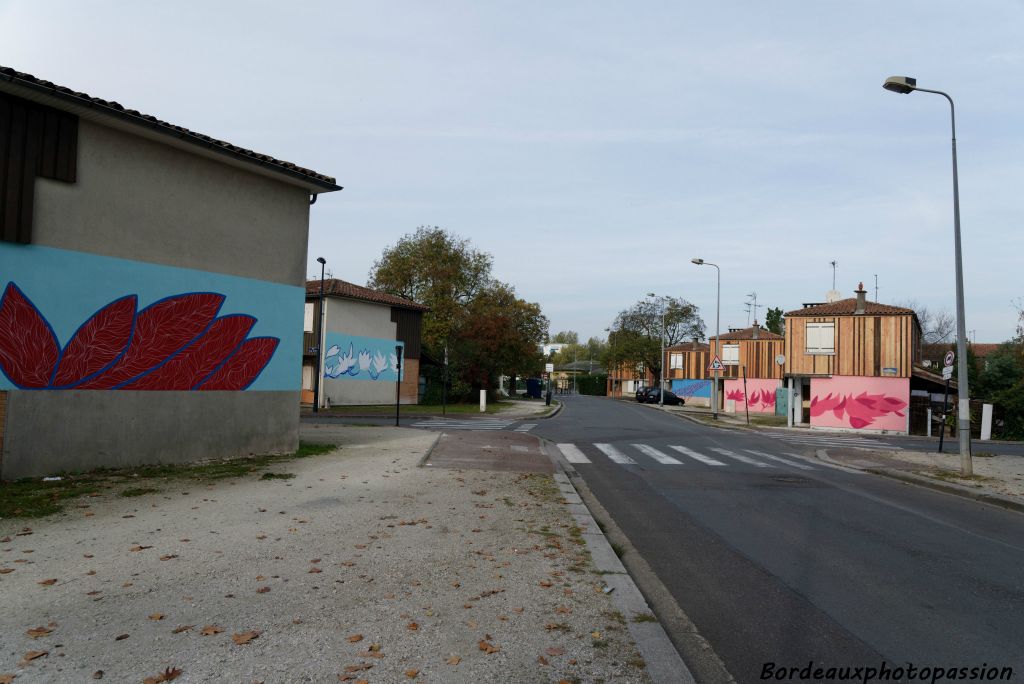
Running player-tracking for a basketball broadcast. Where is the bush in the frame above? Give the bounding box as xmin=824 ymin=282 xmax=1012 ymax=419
xmin=577 ymin=374 xmax=608 ymax=396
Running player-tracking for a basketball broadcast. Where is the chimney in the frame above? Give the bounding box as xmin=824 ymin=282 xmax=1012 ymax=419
xmin=751 ymin=320 xmax=760 ymax=339
xmin=855 ymin=282 xmax=867 ymax=314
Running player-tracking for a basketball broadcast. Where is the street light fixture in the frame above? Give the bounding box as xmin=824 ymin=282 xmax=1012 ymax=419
xmin=313 ymin=257 xmax=327 ymax=414
xmin=394 ymin=345 xmax=403 ymax=427
xmin=691 ymin=258 xmax=720 ymax=420
xmin=646 ymin=293 xmax=666 ymax=406
xmin=883 ymin=75 xmax=972 ymax=475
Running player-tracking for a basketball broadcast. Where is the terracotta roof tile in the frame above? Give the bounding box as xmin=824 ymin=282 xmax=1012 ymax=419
xmin=715 ymin=326 xmax=784 ymax=341
xmin=786 ymin=298 xmax=916 ymax=317
xmin=306 ymin=279 xmax=428 ymax=311
xmin=667 ymin=342 xmax=710 ymax=352
xmin=0 ymin=65 xmax=339 ymax=191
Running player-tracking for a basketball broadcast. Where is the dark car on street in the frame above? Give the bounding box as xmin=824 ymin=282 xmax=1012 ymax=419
xmin=640 ymin=387 xmax=684 ymax=405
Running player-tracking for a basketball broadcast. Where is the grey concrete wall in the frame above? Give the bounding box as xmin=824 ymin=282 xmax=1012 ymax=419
xmin=1 ymin=391 xmax=299 ymax=479
xmin=322 ymin=297 xmax=403 ymax=406
xmin=32 ymin=119 xmax=311 ymax=287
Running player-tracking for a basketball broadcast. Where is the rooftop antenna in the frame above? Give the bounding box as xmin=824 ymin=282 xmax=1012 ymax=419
xmin=825 ymin=260 xmax=841 ymax=303
xmin=874 ymin=274 xmax=879 ymax=302
xmin=746 ymin=292 xmax=759 ymax=326
xmin=830 ymin=260 xmax=838 ymax=290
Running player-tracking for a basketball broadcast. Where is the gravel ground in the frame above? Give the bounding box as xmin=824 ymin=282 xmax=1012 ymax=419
xmin=880 ymin=449 xmax=1024 ymax=500
xmin=0 ymin=426 xmax=649 ymax=683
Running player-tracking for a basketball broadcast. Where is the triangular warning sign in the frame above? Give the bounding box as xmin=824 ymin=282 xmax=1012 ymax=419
xmin=707 ymin=355 xmax=724 ymax=371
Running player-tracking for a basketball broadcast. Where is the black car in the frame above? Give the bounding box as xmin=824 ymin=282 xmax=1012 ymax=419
xmin=641 ymin=387 xmax=684 ymax=405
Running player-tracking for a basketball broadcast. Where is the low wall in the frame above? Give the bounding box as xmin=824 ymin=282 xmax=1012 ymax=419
xmin=723 ymin=378 xmax=781 ymax=414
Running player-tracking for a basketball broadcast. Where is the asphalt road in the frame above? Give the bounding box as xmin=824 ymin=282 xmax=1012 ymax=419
xmin=533 ymin=395 xmax=1024 ymax=683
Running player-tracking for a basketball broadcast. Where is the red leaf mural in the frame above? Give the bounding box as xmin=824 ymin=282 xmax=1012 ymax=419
xmin=0 ymin=284 xmax=278 ymax=391
xmin=122 ymin=315 xmax=256 ymax=390
xmin=77 ymin=293 xmax=225 ymax=389
xmin=198 ymin=338 xmax=279 ymax=390
xmin=725 ymin=389 xmax=744 ymax=401
xmin=0 ymin=283 xmax=59 ymax=388
xmin=51 ymin=296 xmax=136 ymax=387
xmin=810 ymin=391 xmax=908 ymax=429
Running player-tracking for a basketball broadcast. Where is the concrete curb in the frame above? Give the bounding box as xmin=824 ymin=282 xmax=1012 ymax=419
xmin=415 ymin=431 xmax=444 ymax=467
xmin=539 ymin=441 xmax=732 ymax=684
xmin=864 ymin=466 xmax=1024 ymax=514
xmin=541 ymin=400 xmax=564 ymax=419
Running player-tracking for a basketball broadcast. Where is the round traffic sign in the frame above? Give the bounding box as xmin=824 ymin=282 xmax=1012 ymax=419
xmin=775 ymin=354 xmax=786 ymax=366
xmin=943 ymin=351 xmax=955 ymax=367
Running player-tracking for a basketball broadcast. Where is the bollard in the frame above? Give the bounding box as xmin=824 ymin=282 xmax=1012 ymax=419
xmin=480 ymin=389 xmax=486 ymax=413
xmin=981 ymin=403 xmax=993 ymax=441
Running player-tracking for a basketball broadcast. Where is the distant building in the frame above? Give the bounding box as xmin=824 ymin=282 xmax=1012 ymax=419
xmin=0 ymin=66 xmax=340 ymax=478
xmin=304 ymin=279 xmax=427 ymax=406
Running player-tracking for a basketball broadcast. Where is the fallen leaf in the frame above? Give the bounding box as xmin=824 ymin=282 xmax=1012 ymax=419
xmin=450 ymin=581 xmax=460 ymax=588
xmin=255 ymin=575 xmax=266 ymax=581
xmin=92 ymin=671 xmax=103 ymax=680
xmin=0 ymin=674 xmax=13 ymax=683
xmin=356 ymin=650 xmax=384 ymax=659
xmin=142 ymin=666 xmax=182 ymax=683
xmin=256 ymin=586 xmax=271 ymax=594
xmin=231 ymin=630 xmax=261 ymax=645
xmin=347 ymin=634 xmax=364 ymax=643
xmin=26 ymin=626 xmax=52 ymax=638
xmin=555 ymin=605 xmax=571 ymax=614
xmin=537 ymin=655 xmax=549 ymax=666
xmin=404 ymin=670 xmax=419 ymax=678
xmin=407 ymin=622 xmax=419 ymax=631
xmin=478 ymin=640 xmax=500 ymax=654
xmin=539 ymin=580 xmax=553 ymax=588
xmin=37 ymin=579 xmax=57 ymax=586
xmin=129 ymin=545 xmax=152 ymax=552
xmin=0 ymin=568 xmax=13 ymax=574
xmin=367 ymin=643 xmax=381 ymax=652
xmin=114 ymin=634 xmax=129 ymax=641
xmin=545 ymin=647 xmax=565 ymax=657
xmin=591 ymin=631 xmax=601 ymax=639
xmin=308 ymin=567 xmax=322 ymax=574
xmin=20 ymin=650 xmax=48 ymax=664
xmin=171 ymin=625 xmax=194 ymax=634
xmin=159 ymin=555 xmax=178 ymax=561
xmin=149 ymin=613 xmax=165 ymax=621
xmin=86 ymin=570 xmax=96 ymax=576
xmin=343 ymin=663 xmax=373 ymax=673
xmin=200 ymin=625 xmax=224 ymax=636
xmin=446 ymin=655 xmax=461 ymax=665
xmin=513 ymin=607 xmax=524 ymax=614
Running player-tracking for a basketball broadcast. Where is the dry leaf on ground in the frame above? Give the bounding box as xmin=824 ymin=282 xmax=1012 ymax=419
xmin=404 ymin=669 xmax=419 ymax=678
xmin=231 ymin=630 xmax=261 ymax=645
xmin=171 ymin=625 xmax=194 ymax=634
xmin=129 ymin=545 xmax=152 ymax=552
xmin=20 ymin=650 xmax=48 ymax=664
xmin=142 ymin=666 xmax=182 ymax=683
xmin=545 ymin=646 xmax=566 ymax=656
xmin=26 ymin=626 xmax=52 ymax=638
xmin=256 ymin=586 xmax=271 ymax=594
xmin=406 ymin=622 xmax=419 ymax=631
xmin=347 ymin=634 xmax=363 ymax=643
xmin=37 ymin=579 xmax=57 ymax=586
xmin=159 ymin=555 xmax=178 ymax=561
xmin=478 ymin=640 xmax=500 ymax=654
xmin=114 ymin=634 xmax=129 ymax=641
xmin=0 ymin=674 xmax=15 ymax=684
xmin=446 ymin=655 xmax=461 ymax=665
xmin=148 ymin=613 xmax=165 ymax=621
xmin=200 ymin=625 xmax=224 ymax=636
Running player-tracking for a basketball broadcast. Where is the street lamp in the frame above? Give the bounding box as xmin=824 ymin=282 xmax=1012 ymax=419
xmin=604 ymin=327 xmax=614 ymax=397
xmin=647 ymin=293 xmax=666 ymax=406
xmin=313 ymin=257 xmax=327 ymax=413
xmin=394 ymin=345 xmax=403 ymax=427
xmin=691 ymin=258 xmax=720 ymax=420
xmin=883 ymin=75 xmax=972 ymax=475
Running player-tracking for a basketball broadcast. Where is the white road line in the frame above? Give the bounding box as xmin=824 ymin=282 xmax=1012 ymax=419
xmin=514 ymin=423 xmax=537 ymax=432
xmin=510 ymin=445 xmax=529 ymax=453
xmin=595 ymin=443 xmax=637 ymax=465
xmin=743 ymin=449 xmax=815 ymax=470
xmin=667 ymin=445 xmax=727 ymax=466
xmin=556 ymin=443 xmax=591 ymax=464
xmin=631 ymin=444 xmax=683 ymax=465
xmin=708 ymin=447 xmax=775 ymax=468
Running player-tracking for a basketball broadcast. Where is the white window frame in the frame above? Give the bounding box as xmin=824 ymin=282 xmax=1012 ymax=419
xmin=722 ymin=344 xmax=740 ymax=366
xmin=303 ymin=302 xmax=315 ymax=333
xmin=669 ymin=353 xmax=683 ymax=370
xmin=805 ymin=322 xmax=836 ymax=355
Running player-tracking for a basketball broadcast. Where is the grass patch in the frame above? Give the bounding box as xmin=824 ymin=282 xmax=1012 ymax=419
xmin=259 ymin=472 xmax=295 ymax=480
xmin=592 ymin=639 xmax=609 ymax=649
xmin=632 ymin=613 xmax=658 ymax=623
xmin=0 ymin=441 xmax=336 ymax=519
xmin=627 ymin=655 xmax=647 ymax=670
xmin=974 ymin=451 xmax=997 ymax=458
xmin=610 ymin=542 xmax=625 ymax=559
xmin=931 ymin=469 xmax=991 ymax=483
xmin=749 ymin=415 xmax=787 ymax=427
xmin=120 ymin=487 xmax=159 ymax=498
xmin=603 ymin=610 xmax=626 ymax=625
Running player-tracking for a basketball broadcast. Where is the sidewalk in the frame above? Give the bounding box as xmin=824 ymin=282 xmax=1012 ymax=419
xmin=302 ymin=398 xmax=559 ymax=421
xmin=0 ymin=425 xmax=649 ymax=683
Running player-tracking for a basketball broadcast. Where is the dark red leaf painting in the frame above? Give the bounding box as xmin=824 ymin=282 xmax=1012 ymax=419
xmin=0 ymin=284 xmax=279 ymax=391
xmin=0 ymin=283 xmax=59 ymax=388
xmin=197 ymin=338 xmax=280 ymax=390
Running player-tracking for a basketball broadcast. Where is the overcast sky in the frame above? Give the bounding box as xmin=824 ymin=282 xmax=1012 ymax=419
xmin=3 ymin=1 xmax=1021 ymax=343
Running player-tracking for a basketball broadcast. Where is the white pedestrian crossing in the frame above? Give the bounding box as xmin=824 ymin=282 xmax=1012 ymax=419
xmin=763 ymin=432 xmax=901 ymax=450
xmin=514 ymin=423 xmax=537 ymax=432
xmin=631 ymin=443 xmax=683 ymax=465
xmin=594 ymin=443 xmax=636 ymax=465
xmin=667 ymin=445 xmax=727 ymax=466
xmin=742 ymin=449 xmax=814 ymax=470
xmin=708 ymin=447 xmax=776 ymax=468
xmin=411 ymin=418 xmax=517 ymax=431
xmin=556 ymin=443 xmax=591 ymax=464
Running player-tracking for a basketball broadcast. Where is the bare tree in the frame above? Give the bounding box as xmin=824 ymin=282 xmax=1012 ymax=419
xmin=896 ymin=299 xmax=955 ymax=344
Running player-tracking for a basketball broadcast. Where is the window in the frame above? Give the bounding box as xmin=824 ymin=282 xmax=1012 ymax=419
xmin=805 ymin=322 xmax=835 ymax=354
xmin=304 ymin=302 xmax=314 ymax=333
xmin=722 ymin=344 xmax=740 ymax=365
xmin=670 ymin=353 xmax=683 ymax=369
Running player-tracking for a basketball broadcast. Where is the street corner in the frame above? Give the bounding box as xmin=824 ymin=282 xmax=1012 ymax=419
xmin=423 ymin=431 xmax=554 ymax=474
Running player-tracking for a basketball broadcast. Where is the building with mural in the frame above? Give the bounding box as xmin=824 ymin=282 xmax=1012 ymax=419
xmin=0 ymin=66 xmax=340 ymax=479
xmin=304 ymin=279 xmax=426 ymax=407
xmin=783 ymin=285 xmax=923 ymax=433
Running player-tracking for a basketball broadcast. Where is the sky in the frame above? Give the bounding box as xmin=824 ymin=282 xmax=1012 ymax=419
xmin=2 ymin=1 xmax=1021 ymax=343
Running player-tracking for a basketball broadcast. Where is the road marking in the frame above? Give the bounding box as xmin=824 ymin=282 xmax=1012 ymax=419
xmin=514 ymin=423 xmax=537 ymax=432
xmin=708 ymin=447 xmax=775 ymax=467
xmin=631 ymin=443 xmax=683 ymax=465
xmin=511 ymin=445 xmax=529 ymax=453
xmin=743 ymin=449 xmax=815 ymax=470
xmin=667 ymin=445 xmax=727 ymax=466
xmin=595 ymin=443 xmax=636 ymax=465
xmin=556 ymin=443 xmax=591 ymax=464
xmin=412 ymin=419 xmax=516 ymax=431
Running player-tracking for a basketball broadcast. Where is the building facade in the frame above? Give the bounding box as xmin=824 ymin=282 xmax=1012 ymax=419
xmin=0 ymin=67 xmax=339 ymax=478
xmin=304 ymin=279 xmax=426 ymax=407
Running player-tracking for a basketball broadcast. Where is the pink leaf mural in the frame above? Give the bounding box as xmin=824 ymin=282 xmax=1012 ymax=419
xmin=0 ymin=284 xmax=278 ymax=391
xmin=197 ymin=338 xmax=279 ymax=390
xmin=0 ymin=283 xmax=59 ymax=388
xmin=725 ymin=389 xmax=744 ymax=401
xmin=810 ymin=390 xmax=908 ymax=429
xmin=51 ymin=295 xmax=136 ymax=387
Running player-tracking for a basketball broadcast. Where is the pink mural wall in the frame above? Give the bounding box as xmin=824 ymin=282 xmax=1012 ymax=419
xmin=723 ymin=378 xmax=780 ymax=414
xmin=809 ymin=376 xmax=909 ymax=432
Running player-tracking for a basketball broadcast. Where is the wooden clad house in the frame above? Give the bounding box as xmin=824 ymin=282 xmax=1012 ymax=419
xmin=783 ymin=284 xmax=922 ymax=433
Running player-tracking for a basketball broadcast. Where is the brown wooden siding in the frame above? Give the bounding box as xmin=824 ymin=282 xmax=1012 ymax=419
xmin=391 ymin=307 xmax=423 ymax=360
xmin=1 ymin=92 xmax=78 ymax=244
xmin=785 ymin=314 xmax=917 ymax=377
xmin=665 ymin=339 xmax=784 ymax=381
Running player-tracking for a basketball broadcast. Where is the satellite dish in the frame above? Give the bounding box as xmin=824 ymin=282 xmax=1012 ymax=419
xmin=825 ymin=290 xmax=841 ymax=303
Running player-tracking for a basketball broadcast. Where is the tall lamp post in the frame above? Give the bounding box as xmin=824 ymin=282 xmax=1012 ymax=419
xmin=691 ymin=259 xmax=720 ymax=419
xmin=883 ymin=75 xmax=972 ymax=475
xmin=313 ymin=257 xmax=326 ymax=413
xmin=394 ymin=345 xmax=403 ymax=427
xmin=604 ymin=327 xmax=614 ymax=397
xmin=646 ymin=293 xmax=666 ymax=406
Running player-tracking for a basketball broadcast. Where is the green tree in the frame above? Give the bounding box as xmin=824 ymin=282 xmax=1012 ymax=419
xmin=606 ymin=297 xmax=704 ymax=386
xmin=765 ymin=307 xmax=785 ymax=336
xmin=551 ymin=331 xmax=579 ymax=344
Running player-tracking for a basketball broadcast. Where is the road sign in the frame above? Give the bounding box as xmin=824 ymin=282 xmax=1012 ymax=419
xmin=942 ymin=365 xmax=953 ymax=380
xmin=707 ymin=355 xmax=724 ymax=372
xmin=943 ymin=351 xmax=955 ymax=368
xmin=545 ymin=362 xmax=554 ymax=373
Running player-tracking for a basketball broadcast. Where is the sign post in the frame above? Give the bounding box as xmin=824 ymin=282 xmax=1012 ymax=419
xmin=939 ymin=352 xmax=955 ymax=453
xmin=707 ymin=355 xmax=724 ymax=416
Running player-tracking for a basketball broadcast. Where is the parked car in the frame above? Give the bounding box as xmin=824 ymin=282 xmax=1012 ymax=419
xmin=641 ymin=387 xmax=684 ymax=405
xmin=635 ymin=387 xmax=649 ymax=402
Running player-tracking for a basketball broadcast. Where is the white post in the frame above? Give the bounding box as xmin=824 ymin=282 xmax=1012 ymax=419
xmin=480 ymin=389 xmax=487 ymax=413
xmin=981 ymin=403 xmax=993 ymax=441
xmin=787 ymin=377 xmax=794 ymax=428
xmin=927 ymin=408 xmax=932 ymax=437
